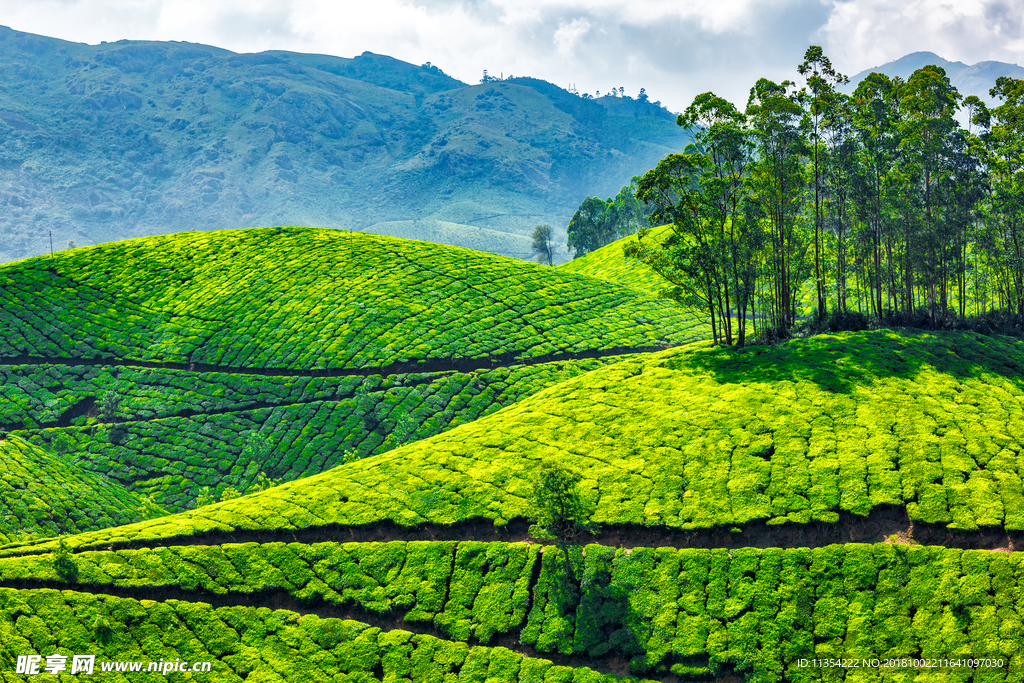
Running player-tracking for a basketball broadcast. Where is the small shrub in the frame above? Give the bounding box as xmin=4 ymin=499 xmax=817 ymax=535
xmin=219 ymin=487 xmax=243 ymax=501
xmin=99 ymin=391 xmax=120 ymax=421
xmin=52 ymin=537 xmax=79 ymax=583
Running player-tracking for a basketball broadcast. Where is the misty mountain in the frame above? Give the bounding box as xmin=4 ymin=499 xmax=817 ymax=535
xmin=0 ymin=27 xmax=690 ymax=264
xmin=846 ymin=51 xmax=1024 ymax=103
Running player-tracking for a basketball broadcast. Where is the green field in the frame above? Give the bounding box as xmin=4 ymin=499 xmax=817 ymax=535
xmin=0 ymin=227 xmax=704 ymax=514
xmin=1 ymin=227 xmax=1021 ymax=681
xmin=559 ymin=226 xmax=671 ymax=297
xmin=0 ymin=542 xmax=1020 ymax=681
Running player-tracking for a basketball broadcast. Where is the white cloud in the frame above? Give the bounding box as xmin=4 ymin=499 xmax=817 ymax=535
xmin=553 ymin=17 xmax=591 ymax=58
xmin=1 ymin=0 xmax=1021 ymax=112
xmin=821 ymin=0 xmax=1024 ymax=72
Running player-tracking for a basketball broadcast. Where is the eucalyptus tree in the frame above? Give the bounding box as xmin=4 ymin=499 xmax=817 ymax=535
xmin=976 ymin=77 xmax=1024 ymax=327
xmin=798 ymin=46 xmax=849 ymax=320
xmin=625 ymin=92 xmax=755 ymax=344
xmin=746 ymin=78 xmax=807 ymax=329
xmin=851 ymin=73 xmax=903 ymax=316
xmin=820 ymin=89 xmax=857 ymax=313
xmin=898 ymin=65 xmax=961 ymax=323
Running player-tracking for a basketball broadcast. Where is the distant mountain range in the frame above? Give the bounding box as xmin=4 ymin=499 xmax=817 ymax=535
xmin=0 ymin=27 xmax=691 ymax=264
xmin=846 ymin=51 xmax=1024 ymax=102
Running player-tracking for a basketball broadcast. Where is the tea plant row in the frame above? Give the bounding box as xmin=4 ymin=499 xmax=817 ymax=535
xmin=0 ymin=228 xmax=703 ymax=371
xmin=1 ymin=541 xmax=1020 ymax=681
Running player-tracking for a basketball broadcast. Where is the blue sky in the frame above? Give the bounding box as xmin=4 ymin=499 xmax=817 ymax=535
xmin=1 ymin=0 xmax=1021 ymax=112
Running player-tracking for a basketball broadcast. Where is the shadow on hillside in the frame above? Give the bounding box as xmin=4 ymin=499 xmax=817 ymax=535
xmin=550 ymin=544 xmax=712 ymax=679
xmin=666 ymin=329 xmax=1024 ymax=394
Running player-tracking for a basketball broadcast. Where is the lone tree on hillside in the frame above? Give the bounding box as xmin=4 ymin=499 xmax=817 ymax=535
xmin=529 ymin=460 xmax=598 ymax=543
xmin=531 ymin=224 xmax=555 ymax=265
xmin=529 ymin=460 xmax=598 ymax=588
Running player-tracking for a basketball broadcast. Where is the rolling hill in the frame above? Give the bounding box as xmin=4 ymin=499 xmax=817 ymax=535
xmin=0 ymin=227 xmax=703 ymax=512
xmin=7 ymin=326 xmax=1024 ymax=556
xmin=0 ymin=27 xmax=691 ymax=264
xmin=1 ymin=328 xmax=1022 ymax=680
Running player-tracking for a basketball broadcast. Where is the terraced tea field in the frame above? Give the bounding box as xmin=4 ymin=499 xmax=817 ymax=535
xmin=2 ymin=227 xmax=1023 ymax=682
xmin=0 ymin=227 xmax=704 ymax=516
xmin=559 ymin=226 xmax=671 ymax=297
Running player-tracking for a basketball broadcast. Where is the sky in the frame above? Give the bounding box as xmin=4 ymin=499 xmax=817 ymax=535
xmin=1 ymin=0 xmax=1022 ymax=112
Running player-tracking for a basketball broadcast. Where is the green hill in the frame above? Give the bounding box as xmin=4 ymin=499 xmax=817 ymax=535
xmin=0 ymin=227 xmax=702 ymax=510
xmin=0 ymin=436 xmax=164 ymax=544
xmin=3 ymin=226 xmax=1022 ymax=680
xmin=7 ymin=328 xmax=1023 ymax=556
xmin=0 ymin=27 xmax=692 ymax=264
xmin=559 ymin=226 xmax=672 ymax=296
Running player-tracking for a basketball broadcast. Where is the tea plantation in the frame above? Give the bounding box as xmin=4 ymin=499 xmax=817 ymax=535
xmin=2 ymin=228 xmax=1024 ymax=681
xmin=559 ymin=227 xmax=671 ymax=297
xmin=0 ymin=227 xmax=700 ymax=369
xmin=0 ymin=541 xmax=1021 ymax=681
xmin=0 ymin=436 xmax=164 ymax=544
xmin=0 ymin=227 xmax=705 ymax=513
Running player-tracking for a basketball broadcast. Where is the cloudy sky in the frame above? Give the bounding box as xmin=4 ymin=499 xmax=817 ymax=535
xmin=1 ymin=0 xmax=1022 ymax=112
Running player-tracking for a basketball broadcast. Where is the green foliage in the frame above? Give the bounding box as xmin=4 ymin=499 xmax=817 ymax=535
xmin=1 ymin=540 xmax=1023 ymax=680
xmin=8 ymin=330 xmax=1024 ymax=555
xmin=0 ymin=228 xmax=707 ymax=512
xmin=0 ymin=436 xmax=164 ymax=544
xmin=51 ymin=537 xmax=78 ymax=583
xmin=560 ymin=225 xmax=673 ymax=297
xmin=2 ymin=355 xmax=645 ymax=511
xmin=529 ymin=461 xmax=598 ymax=543
xmin=567 ymin=180 xmax=649 ymax=258
xmin=0 ymin=229 xmax=699 ymax=368
xmin=0 ymin=587 xmax=631 ymax=683
xmin=98 ymin=390 xmax=120 ymax=422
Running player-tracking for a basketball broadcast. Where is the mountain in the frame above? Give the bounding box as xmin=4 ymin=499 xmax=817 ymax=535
xmin=846 ymin=50 xmax=1024 ymax=102
xmin=0 ymin=27 xmax=691 ymax=264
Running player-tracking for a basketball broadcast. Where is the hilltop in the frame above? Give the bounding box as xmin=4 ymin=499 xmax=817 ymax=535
xmin=0 ymin=227 xmax=703 ymax=513
xmin=0 ymin=27 xmax=691 ymax=264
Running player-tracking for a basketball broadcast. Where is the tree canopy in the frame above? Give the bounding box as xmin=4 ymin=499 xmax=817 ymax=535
xmin=625 ymin=46 xmax=1024 ymax=345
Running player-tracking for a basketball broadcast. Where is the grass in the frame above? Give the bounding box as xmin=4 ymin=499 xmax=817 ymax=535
xmin=6 ymin=329 xmax=1024 ymax=556
xmin=0 ymin=541 xmax=1019 ymax=681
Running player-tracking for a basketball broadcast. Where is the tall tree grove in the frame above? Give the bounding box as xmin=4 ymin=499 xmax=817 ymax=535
xmin=626 ymin=46 xmax=1024 ymax=345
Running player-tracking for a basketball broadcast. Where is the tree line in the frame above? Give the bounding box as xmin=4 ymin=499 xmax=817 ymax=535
xmin=624 ymin=46 xmax=1024 ymax=346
